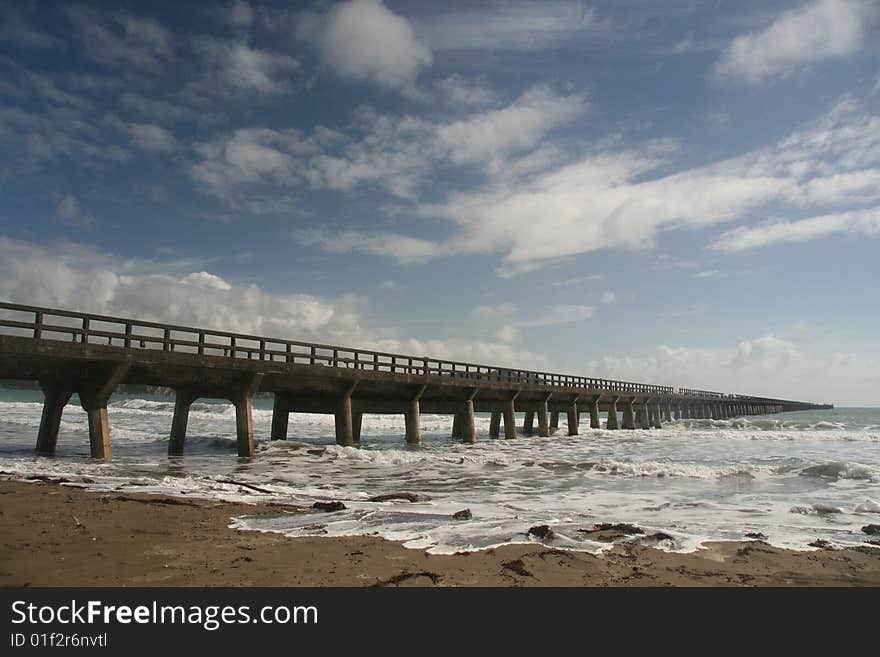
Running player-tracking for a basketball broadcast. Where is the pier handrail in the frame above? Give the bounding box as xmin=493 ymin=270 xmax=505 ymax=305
xmin=0 ymin=301 xmax=810 ymax=405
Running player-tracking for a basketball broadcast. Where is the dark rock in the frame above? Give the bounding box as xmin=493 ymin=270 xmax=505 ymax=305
xmin=861 ymin=524 xmax=880 ymax=536
xmin=644 ymin=532 xmax=674 ymax=542
xmin=808 ymin=539 xmax=832 ymax=548
xmin=452 ymin=509 xmax=472 ymax=520
xmin=745 ymin=532 xmax=768 ymax=540
xmin=502 ymin=559 xmax=532 ymax=577
xmin=369 ymin=492 xmax=431 ymax=503
xmin=590 ymin=523 xmax=644 ymax=535
xmin=865 ymin=539 xmax=880 ymax=547
xmin=528 ymin=524 xmax=553 ymax=539
xmin=312 ymin=501 xmax=346 ymax=512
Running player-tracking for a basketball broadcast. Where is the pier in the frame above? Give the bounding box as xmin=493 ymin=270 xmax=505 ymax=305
xmin=0 ymin=302 xmax=832 ymax=459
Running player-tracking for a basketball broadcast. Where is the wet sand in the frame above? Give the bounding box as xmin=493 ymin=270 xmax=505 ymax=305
xmin=1 ymin=479 xmax=879 ymax=587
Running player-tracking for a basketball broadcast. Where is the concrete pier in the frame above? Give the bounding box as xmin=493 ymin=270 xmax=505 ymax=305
xmin=0 ymin=301 xmax=832 ymax=460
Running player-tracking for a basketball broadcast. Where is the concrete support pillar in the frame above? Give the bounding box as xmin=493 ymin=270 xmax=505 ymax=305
xmin=489 ymin=411 xmax=501 ymax=438
xmin=461 ymin=400 xmax=476 ymax=444
xmin=451 ymin=413 xmax=462 ymax=439
xmin=335 ymin=394 xmax=354 ymax=447
xmin=673 ymin=404 xmax=681 ymax=421
xmin=35 ymin=380 xmax=72 ymax=456
xmin=169 ymin=388 xmax=196 ymax=456
xmin=589 ymin=397 xmax=601 ymax=429
xmin=567 ymin=401 xmax=579 ymax=436
xmin=503 ymin=399 xmax=517 ymax=439
xmin=663 ymin=403 xmax=672 ymax=422
xmin=537 ymin=399 xmax=550 ymax=437
xmin=622 ymin=399 xmax=635 ymax=430
xmin=607 ymin=397 xmax=620 ymax=430
xmin=405 ymin=399 xmax=421 ymax=445
xmin=270 ymin=393 xmax=290 ymax=441
xmin=523 ymin=411 xmax=535 ymax=436
xmin=636 ymin=402 xmax=649 ymax=429
xmin=550 ymin=411 xmax=559 ymax=430
xmin=652 ymin=403 xmax=662 ymax=429
xmin=78 ymin=363 xmax=130 ymax=460
xmin=353 ymin=412 xmax=363 ymax=442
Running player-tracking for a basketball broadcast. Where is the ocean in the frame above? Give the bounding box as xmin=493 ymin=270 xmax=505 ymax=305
xmin=1 ymin=388 xmax=878 ymax=554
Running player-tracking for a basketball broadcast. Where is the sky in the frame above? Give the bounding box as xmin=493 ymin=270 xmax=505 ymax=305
xmin=1 ymin=0 xmax=878 ymax=405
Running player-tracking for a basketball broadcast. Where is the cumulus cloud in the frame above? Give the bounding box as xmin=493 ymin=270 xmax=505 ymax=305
xmin=600 ymin=290 xmax=616 ymax=303
xmin=716 ymin=0 xmax=872 ymax=83
xmin=586 ymin=334 xmax=877 ymax=404
xmin=193 ymin=38 xmax=300 ymax=93
xmin=0 ymin=237 xmax=556 ymax=372
xmin=226 ymin=1 xmax=254 ymax=28
xmin=128 ymin=122 xmax=178 ymax=153
xmin=297 ymin=0 xmax=431 ymax=89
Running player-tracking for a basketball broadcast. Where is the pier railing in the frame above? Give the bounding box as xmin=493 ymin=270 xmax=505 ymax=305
xmin=0 ymin=302 xmax=676 ymax=395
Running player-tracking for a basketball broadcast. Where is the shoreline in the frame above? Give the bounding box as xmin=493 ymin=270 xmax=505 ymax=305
xmin=1 ymin=479 xmax=879 ymax=586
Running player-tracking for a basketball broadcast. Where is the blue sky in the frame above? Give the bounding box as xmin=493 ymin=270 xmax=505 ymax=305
xmin=1 ymin=0 xmax=878 ymax=405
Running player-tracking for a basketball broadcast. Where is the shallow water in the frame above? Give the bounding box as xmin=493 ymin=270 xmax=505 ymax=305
xmin=0 ymin=389 xmax=878 ymax=554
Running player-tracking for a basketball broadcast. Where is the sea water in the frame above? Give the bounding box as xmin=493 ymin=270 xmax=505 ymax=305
xmin=0 ymin=389 xmax=877 ymax=554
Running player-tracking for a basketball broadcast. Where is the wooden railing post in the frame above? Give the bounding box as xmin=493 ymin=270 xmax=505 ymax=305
xmin=33 ymin=312 xmax=43 ymax=339
xmin=198 ymin=332 xmax=205 ymax=355
xmin=124 ymin=322 xmax=132 ymax=348
xmin=163 ymin=327 xmax=171 ymax=351
xmin=81 ymin=317 xmax=90 ymax=344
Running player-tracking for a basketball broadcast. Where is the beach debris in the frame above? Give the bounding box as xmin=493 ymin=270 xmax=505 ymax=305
xmin=861 ymin=524 xmax=880 ymax=535
xmin=528 ymin=524 xmax=553 ymax=539
xmin=372 ymin=571 xmax=442 ymax=587
xmin=369 ymin=492 xmax=431 ymax=503
xmin=72 ymin=514 xmax=82 ymax=527
xmin=300 ymin=523 xmax=327 ymax=534
xmin=502 ymin=559 xmax=532 ymax=577
xmin=216 ymin=479 xmax=275 ymax=495
xmin=312 ymin=501 xmax=346 ymax=512
xmin=745 ymin=532 xmax=768 ymax=540
xmin=590 ymin=523 xmax=644 ymax=535
xmin=808 ymin=539 xmax=833 ymax=548
xmin=452 ymin=509 xmax=472 ymax=520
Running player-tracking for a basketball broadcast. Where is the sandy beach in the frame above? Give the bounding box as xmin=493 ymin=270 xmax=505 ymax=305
xmin=1 ymin=479 xmax=878 ymax=587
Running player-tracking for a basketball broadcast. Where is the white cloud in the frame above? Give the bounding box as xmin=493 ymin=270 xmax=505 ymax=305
xmin=520 ymin=304 xmax=594 ymax=327
xmin=471 ymin=303 xmax=517 ymax=320
xmin=118 ymin=92 xmax=198 ymax=123
xmin=552 ymin=274 xmax=606 ymax=286
xmin=434 ymin=86 xmax=584 ymax=165
xmin=716 ymin=0 xmax=871 ymax=83
xmin=298 ymin=0 xmax=431 ymax=89
xmin=587 ymin=334 xmax=879 ymax=404
xmin=0 ymin=6 xmax=60 ymax=48
xmin=67 ymin=6 xmax=174 ymax=73
xmin=294 ymin=228 xmax=441 ymax=265
xmin=227 ymin=1 xmax=254 ymax=28
xmin=0 ymin=237 xmax=555 ymax=373
xmin=419 ymin=98 xmax=880 ymax=270
xmin=709 ymin=207 xmax=880 ymax=252
xmin=416 ymin=1 xmax=595 ymax=52
xmin=55 ymin=196 xmax=95 ymax=229
xmin=693 ymin=270 xmax=719 ymax=278
xmin=128 ymin=122 xmax=178 ymax=153
xmin=600 ymin=290 xmax=617 ymax=303
xmin=432 ymin=76 xmax=498 ymax=109
xmin=194 ymin=38 xmax=299 ymax=93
